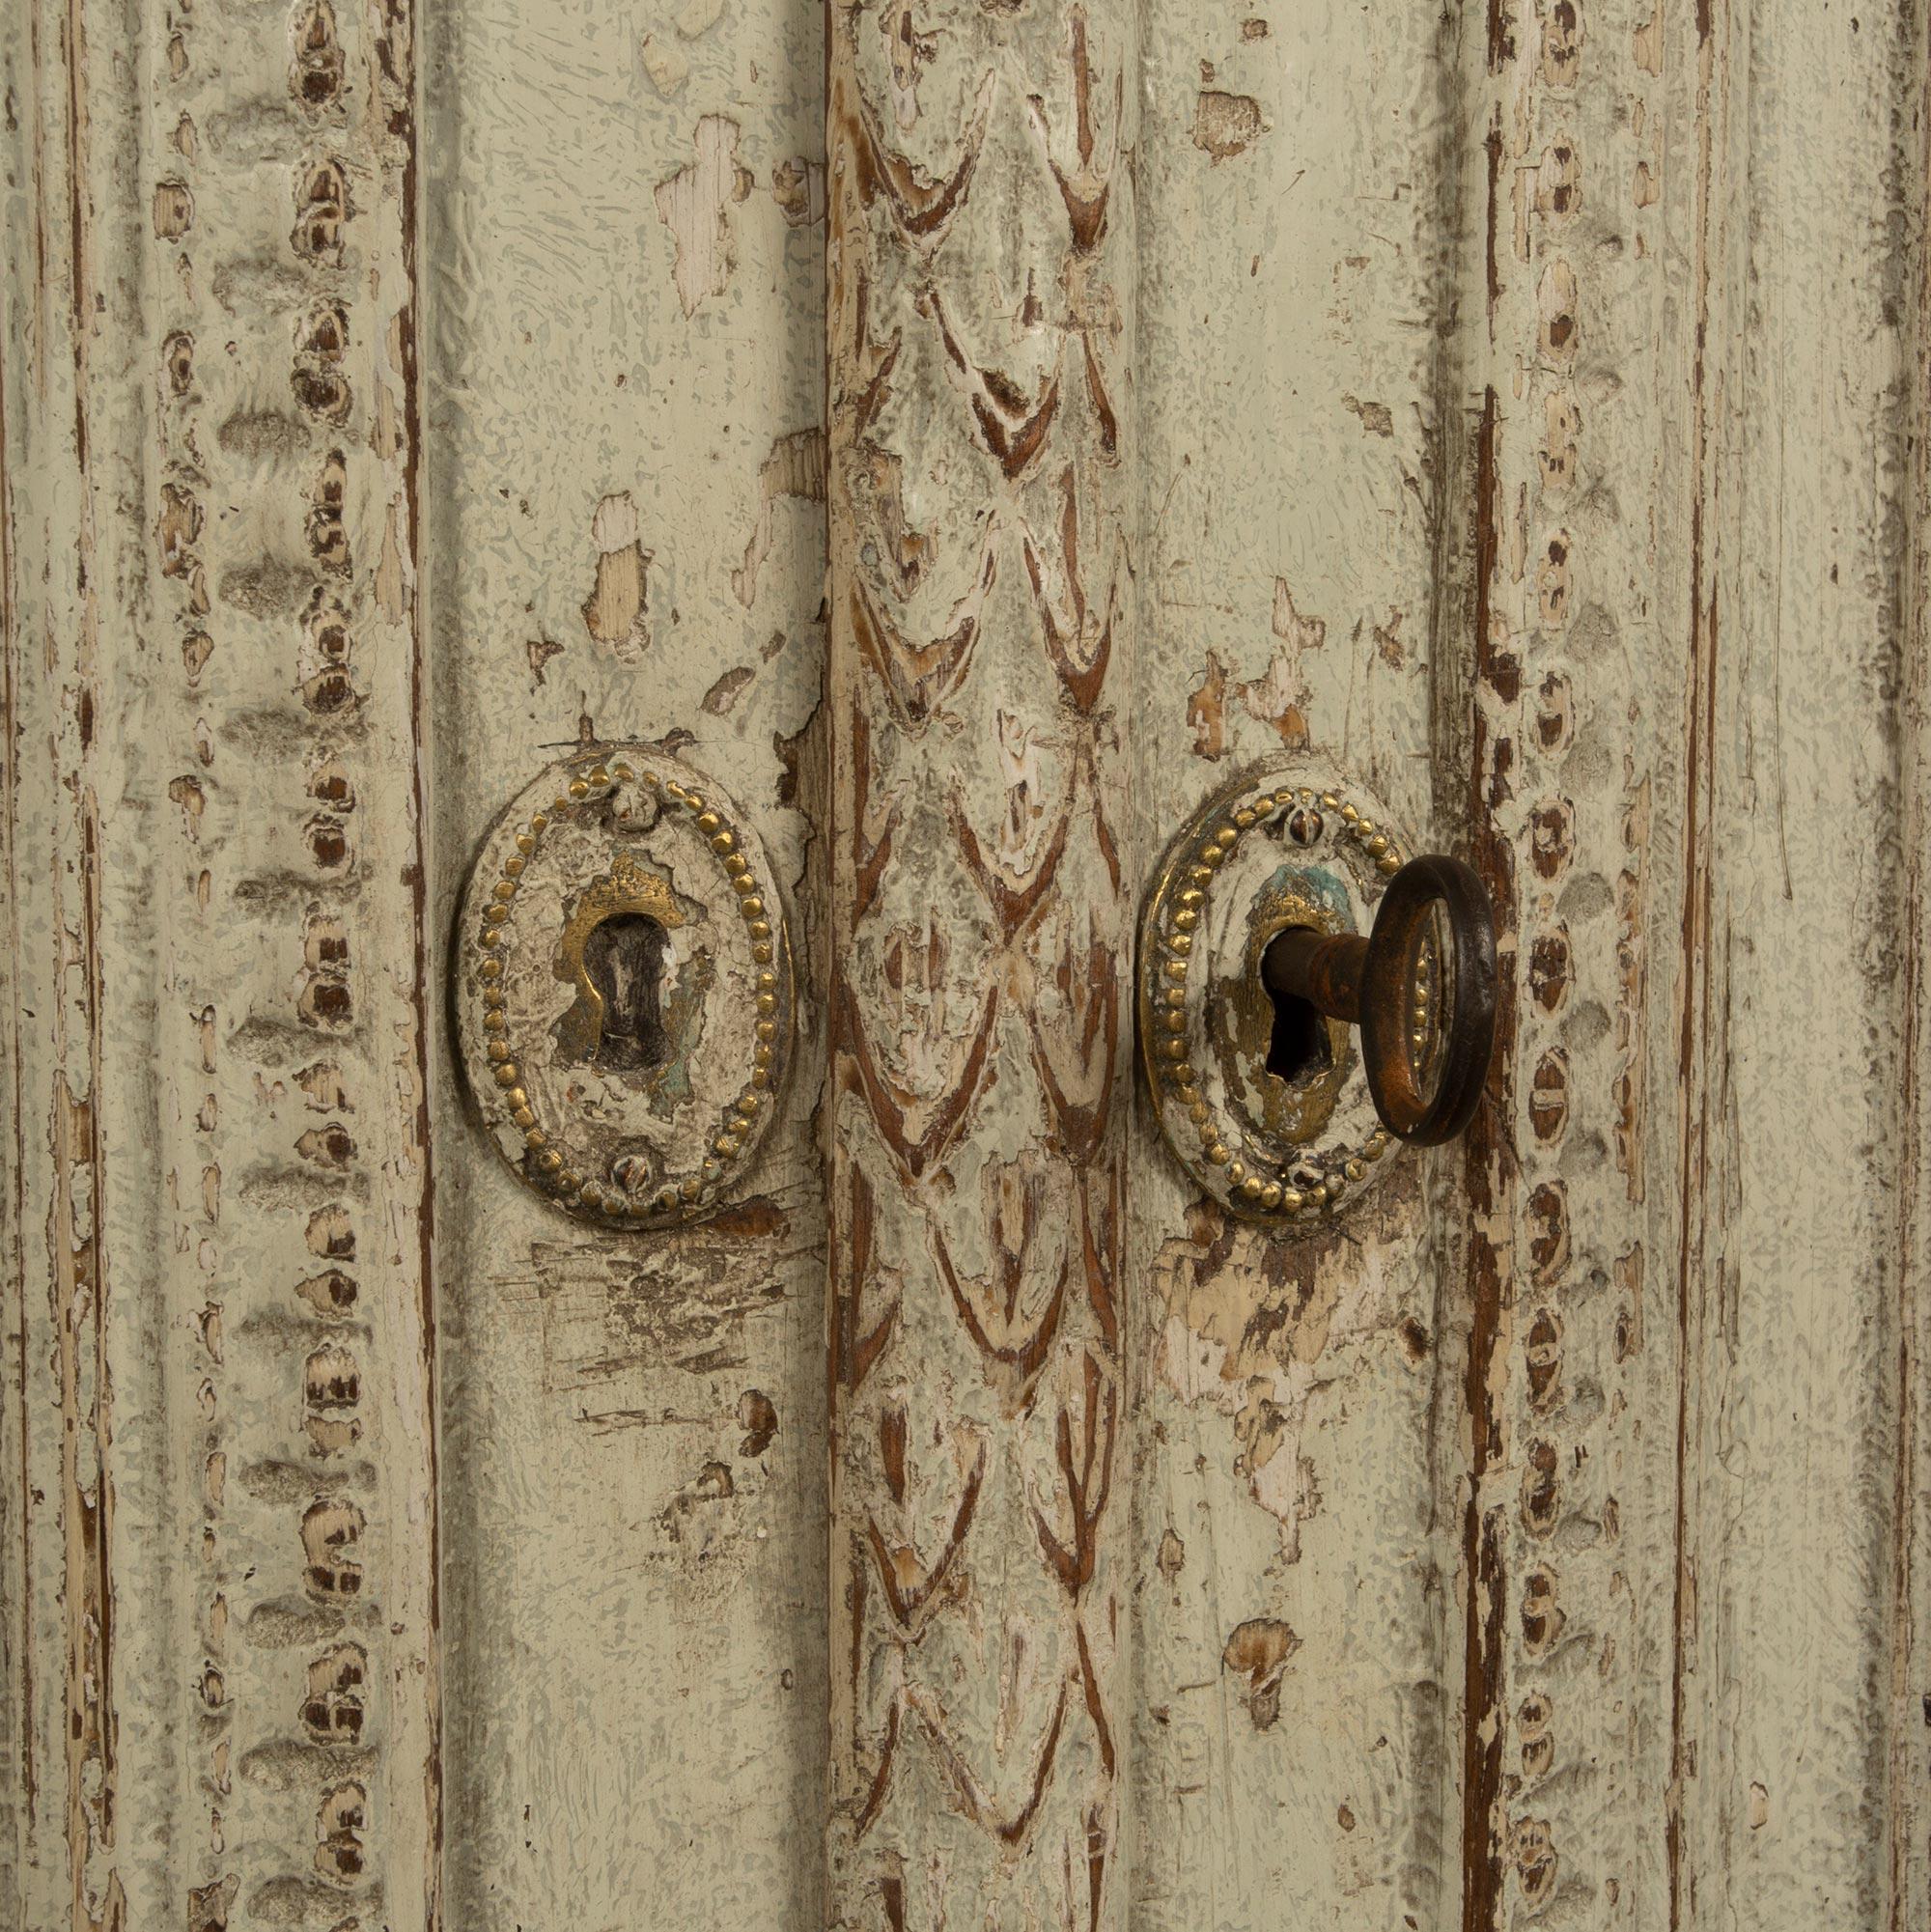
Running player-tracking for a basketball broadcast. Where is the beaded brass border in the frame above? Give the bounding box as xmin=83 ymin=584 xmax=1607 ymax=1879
xmin=1139 ymin=769 xmax=1411 ymax=1223
xmin=462 ymin=750 xmax=794 ymax=1227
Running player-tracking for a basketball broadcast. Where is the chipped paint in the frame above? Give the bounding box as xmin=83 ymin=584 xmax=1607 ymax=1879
xmin=655 ymin=116 xmax=755 ymax=317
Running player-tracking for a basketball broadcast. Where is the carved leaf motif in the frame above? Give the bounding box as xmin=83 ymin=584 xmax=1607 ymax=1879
xmin=849 ymin=528 xmax=996 ymax=732
xmin=917 ymin=288 xmax=1064 ymax=480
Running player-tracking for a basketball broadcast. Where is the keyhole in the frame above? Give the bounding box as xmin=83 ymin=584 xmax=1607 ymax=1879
xmin=1265 ymin=930 xmax=1331 ymax=1086
xmin=582 ymin=914 xmax=671 ymax=1070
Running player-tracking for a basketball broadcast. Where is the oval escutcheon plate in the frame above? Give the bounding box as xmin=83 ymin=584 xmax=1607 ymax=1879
xmin=1139 ymin=762 xmax=1417 ymax=1225
xmin=455 ymin=745 xmax=794 ymax=1228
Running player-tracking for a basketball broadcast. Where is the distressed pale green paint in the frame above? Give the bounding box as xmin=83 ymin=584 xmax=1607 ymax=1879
xmin=6 ymin=0 xmax=1931 ymax=1926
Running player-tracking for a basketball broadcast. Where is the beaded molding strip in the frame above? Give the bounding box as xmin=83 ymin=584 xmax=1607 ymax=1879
xmin=458 ymin=748 xmax=794 ymax=1228
xmin=1139 ymin=766 xmax=1415 ymax=1223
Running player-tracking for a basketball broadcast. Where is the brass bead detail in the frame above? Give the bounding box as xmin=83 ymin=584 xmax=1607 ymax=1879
xmin=480 ymin=958 xmax=502 ymax=981
xmin=1174 ymin=910 xmax=1198 ymax=932
xmin=483 ymin=1010 xmax=507 ymax=1033
xmin=525 ymin=1128 xmax=546 ymax=1149
xmin=515 ymin=833 xmax=534 ymax=854
xmin=725 ymin=854 xmax=748 ymax=877
xmin=1241 ymin=1176 xmax=1263 ymax=1200
xmin=492 ymin=879 xmax=517 ymax=901
xmin=748 ymin=921 xmax=771 ymax=941
xmin=512 ymin=1106 xmax=535 ymax=1130
xmin=568 ymin=779 xmax=589 ymax=799
xmin=588 ymin=765 xmax=609 ymax=786
xmin=505 ymin=854 xmax=525 ymax=876
xmin=1171 ymin=933 xmax=1192 ymax=954
xmin=487 ymin=1039 xmax=512 ymax=1063
xmin=697 ymin=811 xmax=722 ymax=833
xmin=1161 ymin=1038 xmax=1186 ymax=1060
xmin=1345 ymin=1159 xmax=1365 ymax=1181
xmin=756 ymin=1022 xmax=776 ymax=1042
xmin=539 ymin=1150 xmax=562 ymax=1173
xmin=493 ymin=1062 xmax=519 ymax=1088
xmin=753 ymin=943 xmax=773 ymax=964
xmin=1261 ymin=1183 xmax=1282 ymax=1209
xmin=741 ymin=897 xmax=765 ymax=919
xmin=614 ymin=763 xmax=635 ymax=781
xmin=530 ymin=812 xmax=549 ymax=833
xmin=1282 ymin=1189 xmax=1303 ymax=1211
xmin=1207 ymin=1142 xmax=1229 ymax=1164
xmin=1366 ymin=833 xmax=1388 ymax=856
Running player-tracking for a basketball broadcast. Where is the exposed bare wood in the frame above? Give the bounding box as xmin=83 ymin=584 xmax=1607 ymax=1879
xmin=826 ymin=0 xmax=1136 ymax=1914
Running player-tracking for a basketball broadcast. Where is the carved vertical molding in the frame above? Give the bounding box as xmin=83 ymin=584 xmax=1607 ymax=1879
xmin=826 ymin=0 xmax=1136 ymax=1913
xmin=1447 ymin=0 xmax=1675 ymax=1917
xmin=154 ymin=0 xmax=442 ymax=1922
xmin=4 ymin=0 xmax=438 ymax=1922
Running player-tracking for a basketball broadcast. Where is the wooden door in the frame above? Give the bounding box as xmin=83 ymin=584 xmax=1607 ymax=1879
xmin=6 ymin=0 xmax=1929 ymax=1924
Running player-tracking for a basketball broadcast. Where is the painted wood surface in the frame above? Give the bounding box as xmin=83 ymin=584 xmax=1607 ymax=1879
xmin=6 ymin=0 xmax=1931 ymax=1926
xmin=419 ymin=0 xmax=829 ymax=1922
xmin=824 ymin=0 xmax=1135 ymax=1917
xmin=2 ymin=0 xmax=440 ymax=1924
